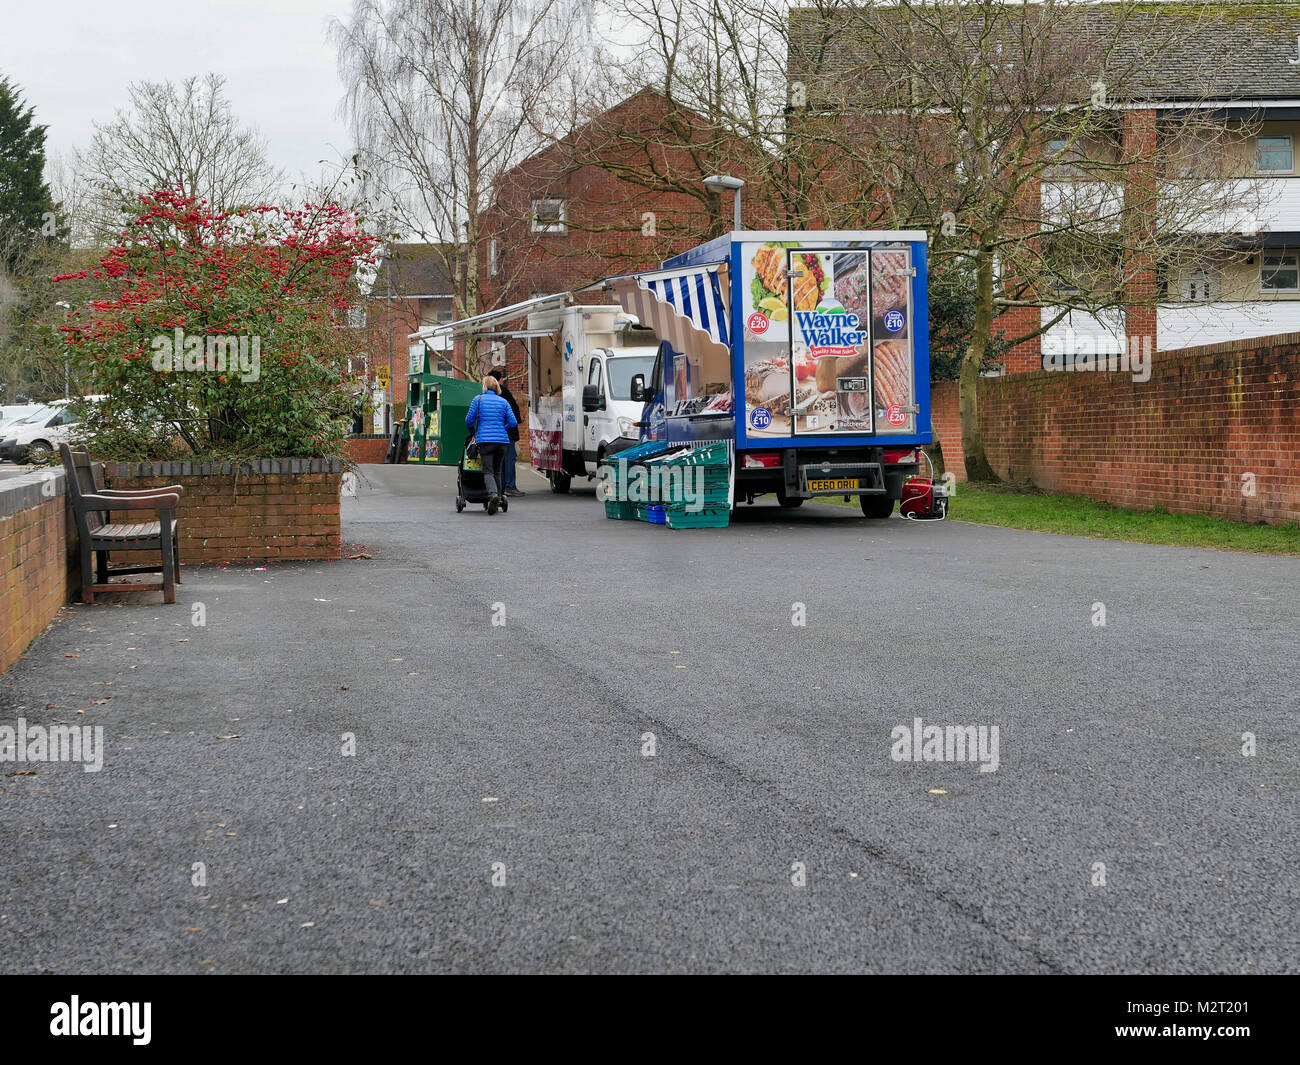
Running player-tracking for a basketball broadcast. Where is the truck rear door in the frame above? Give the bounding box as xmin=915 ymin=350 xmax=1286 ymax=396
xmin=740 ymin=242 xmax=918 ymax=438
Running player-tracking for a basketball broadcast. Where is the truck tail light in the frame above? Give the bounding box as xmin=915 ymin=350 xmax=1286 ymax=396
xmin=883 ymin=449 xmax=917 ymax=465
xmin=742 ymin=452 xmax=782 ymax=468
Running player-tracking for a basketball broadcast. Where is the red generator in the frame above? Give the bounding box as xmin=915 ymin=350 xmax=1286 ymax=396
xmin=900 ymin=477 xmax=948 ymax=520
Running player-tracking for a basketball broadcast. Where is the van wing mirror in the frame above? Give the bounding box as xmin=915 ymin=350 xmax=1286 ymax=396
xmin=581 ymin=383 xmax=604 ymax=412
xmin=629 ymin=374 xmax=646 ymax=403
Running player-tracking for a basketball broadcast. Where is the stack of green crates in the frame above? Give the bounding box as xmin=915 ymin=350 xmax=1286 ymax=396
xmin=598 ymin=441 xmax=670 ymax=521
xmin=642 ymin=442 xmax=730 ymax=530
xmin=598 ymin=440 xmax=730 ymax=528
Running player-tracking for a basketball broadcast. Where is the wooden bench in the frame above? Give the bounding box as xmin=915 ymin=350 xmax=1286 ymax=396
xmin=59 ymin=444 xmax=183 ymax=604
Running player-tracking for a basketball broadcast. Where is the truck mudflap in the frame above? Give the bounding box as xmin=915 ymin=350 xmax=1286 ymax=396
xmin=799 ymin=461 xmax=886 ymax=496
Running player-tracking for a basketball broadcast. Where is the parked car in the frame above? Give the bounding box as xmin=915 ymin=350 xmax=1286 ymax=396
xmin=0 ymin=404 xmax=43 ymax=433
xmin=0 ymin=398 xmax=104 ymax=463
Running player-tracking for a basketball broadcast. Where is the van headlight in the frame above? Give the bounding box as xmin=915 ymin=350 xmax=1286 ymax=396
xmin=617 ymin=416 xmax=637 ymax=437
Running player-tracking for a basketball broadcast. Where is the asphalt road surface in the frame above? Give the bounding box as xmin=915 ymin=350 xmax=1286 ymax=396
xmin=1 ymin=462 xmax=1296 ymax=973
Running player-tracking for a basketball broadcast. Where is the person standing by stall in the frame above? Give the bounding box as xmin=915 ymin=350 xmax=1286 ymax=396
xmin=465 ymin=375 xmax=517 ymax=515
xmin=489 ymin=368 xmax=525 ymax=497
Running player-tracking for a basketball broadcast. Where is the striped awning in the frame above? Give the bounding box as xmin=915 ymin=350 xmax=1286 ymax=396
xmin=592 ymin=262 xmax=731 ymax=360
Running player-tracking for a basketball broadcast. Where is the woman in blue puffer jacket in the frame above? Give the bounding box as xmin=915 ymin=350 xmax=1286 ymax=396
xmin=465 ymin=375 xmax=519 ymax=515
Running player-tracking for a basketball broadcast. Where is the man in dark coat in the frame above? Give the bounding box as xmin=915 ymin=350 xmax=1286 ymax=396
xmin=488 ymin=368 xmax=525 ymax=496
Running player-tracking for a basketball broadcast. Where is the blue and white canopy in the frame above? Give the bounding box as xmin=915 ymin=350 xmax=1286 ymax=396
xmin=593 ymin=261 xmax=731 ymax=360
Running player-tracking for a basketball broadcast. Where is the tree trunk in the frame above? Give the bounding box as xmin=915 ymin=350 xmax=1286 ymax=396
xmin=960 ymin=248 xmax=999 ymax=483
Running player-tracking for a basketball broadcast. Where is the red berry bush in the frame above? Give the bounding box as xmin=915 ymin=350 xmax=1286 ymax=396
xmin=56 ymin=189 xmax=379 ymax=460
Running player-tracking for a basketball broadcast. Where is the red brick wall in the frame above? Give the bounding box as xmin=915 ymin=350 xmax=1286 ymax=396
xmin=343 ymin=435 xmax=388 ymax=465
xmin=929 ymin=380 xmax=965 ymax=482
xmin=997 ymin=305 xmax=1045 ymax=376
xmin=103 ymin=461 xmax=344 ymax=563
xmin=977 ymin=331 xmax=1300 ymax=523
xmin=0 ymin=475 xmax=78 ymax=674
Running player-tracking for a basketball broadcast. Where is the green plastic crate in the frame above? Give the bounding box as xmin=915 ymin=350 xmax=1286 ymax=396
xmin=665 ymin=503 xmax=730 ymax=529
xmin=604 ymin=500 xmax=636 ymax=520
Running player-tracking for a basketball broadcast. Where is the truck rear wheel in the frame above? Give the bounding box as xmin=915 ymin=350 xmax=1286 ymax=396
xmin=860 ymin=494 xmax=894 ymax=519
xmin=549 ymin=471 xmax=571 ymax=494
xmin=776 ymin=488 xmax=803 ymax=509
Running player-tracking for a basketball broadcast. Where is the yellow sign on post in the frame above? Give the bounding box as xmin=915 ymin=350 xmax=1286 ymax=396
xmin=376 ymin=368 xmax=390 ymax=389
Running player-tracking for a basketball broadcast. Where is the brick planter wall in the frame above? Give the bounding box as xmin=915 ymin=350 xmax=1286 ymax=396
xmin=1 ymin=469 xmax=78 ymax=674
xmin=103 ymin=459 xmax=344 ymax=563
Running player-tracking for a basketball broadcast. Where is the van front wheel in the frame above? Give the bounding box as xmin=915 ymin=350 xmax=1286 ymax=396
xmin=549 ymin=471 xmax=571 ymax=494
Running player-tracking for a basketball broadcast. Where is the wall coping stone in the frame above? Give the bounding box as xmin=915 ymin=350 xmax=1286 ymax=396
xmin=0 ymin=467 xmax=66 ymax=520
xmin=102 ymin=458 xmax=342 ymax=477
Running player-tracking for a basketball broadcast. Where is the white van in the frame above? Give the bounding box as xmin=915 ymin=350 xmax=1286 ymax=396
xmin=0 ymin=397 xmax=104 ymax=462
xmin=525 ymin=305 xmax=659 ymax=492
xmin=0 ymin=404 xmax=42 ymax=432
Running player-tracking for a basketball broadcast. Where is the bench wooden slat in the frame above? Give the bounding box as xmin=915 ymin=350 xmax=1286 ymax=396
xmin=94 ymin=522 xmax=165 ymax=539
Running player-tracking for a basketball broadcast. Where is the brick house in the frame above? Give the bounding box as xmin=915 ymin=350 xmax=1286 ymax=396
xmin=474 ymin=88 xmax=761 ymax=431
xmin=788 ymin=1 xmax=1300 ymax=375
xmin=367 ymin=243 xmax=460 ymax=417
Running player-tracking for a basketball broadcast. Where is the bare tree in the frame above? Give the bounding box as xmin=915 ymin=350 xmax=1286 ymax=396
xmin=591 ymin=0 xmax=1270 ymax=480
xmin=793 ymin=0 xmax=1269 ymax=479
xmin=332 ymin=0 xmax=587 ymax=376
xmin=75 ymin=74 xmax=283 ymax=240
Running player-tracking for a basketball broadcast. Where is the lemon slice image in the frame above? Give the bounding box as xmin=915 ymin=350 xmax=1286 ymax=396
xmin=758 ymin=296 xmax=785 ymax=311
xmin=769 ymin=308 xmax=789 ymax=321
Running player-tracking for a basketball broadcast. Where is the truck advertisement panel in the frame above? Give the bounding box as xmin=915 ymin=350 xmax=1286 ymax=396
xmin=741 ymin=242 xmax=917 ymax=438
xmin=529 ymin=399 xmax=563 ymax=471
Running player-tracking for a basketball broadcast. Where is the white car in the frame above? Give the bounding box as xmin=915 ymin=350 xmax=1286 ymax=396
xmin=0 ymin=398 xmax=104 ymax=462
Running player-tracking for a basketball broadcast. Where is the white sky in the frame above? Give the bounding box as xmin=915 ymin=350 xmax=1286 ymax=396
xmin=0 ymin=0 xmax=355 ymax=186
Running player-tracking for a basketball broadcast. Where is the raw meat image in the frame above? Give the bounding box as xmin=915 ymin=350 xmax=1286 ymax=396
xmin=831 ymin=252 xmax=870 ymax=322
xmin=871 ymin=251 xmax=909 ymax=314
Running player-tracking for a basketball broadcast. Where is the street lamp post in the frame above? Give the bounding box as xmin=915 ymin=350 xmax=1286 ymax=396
xmin=703 ymin=174 xmax=745 ymax=231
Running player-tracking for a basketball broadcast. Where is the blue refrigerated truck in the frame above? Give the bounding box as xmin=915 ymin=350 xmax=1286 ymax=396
xmin=593 ymin=229 xmax=932 ymax=517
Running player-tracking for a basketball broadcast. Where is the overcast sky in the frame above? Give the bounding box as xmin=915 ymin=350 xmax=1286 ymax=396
xmin=0 ymin=0 xmax=354 ymax=186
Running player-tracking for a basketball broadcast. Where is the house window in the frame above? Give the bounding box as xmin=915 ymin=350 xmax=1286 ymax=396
xmin=1261 ymin=253 xmax=1299 ymax=292
xmin=1180 ymin=268 xmax=1217 ymax=302
xmin=489 ymin=238 xmax=499 ymax=277
xmin=1256 ymin=136 xmax=1294 ymax=173
xmin=531 ymin=198 xmax=566 ymax=233
xmin=1051 ymin=273 xmax=1082 ymax=297
xmin=1045 ymin=138 xmax=1084 ymax=178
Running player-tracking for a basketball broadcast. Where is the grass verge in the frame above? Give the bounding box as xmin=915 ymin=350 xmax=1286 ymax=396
xmin=823 ymin=483 xmax=1300 ymax=556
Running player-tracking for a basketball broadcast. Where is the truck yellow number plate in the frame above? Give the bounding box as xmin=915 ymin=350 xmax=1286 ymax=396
xmin=808 ymin=478 xmax=859 ymax=491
